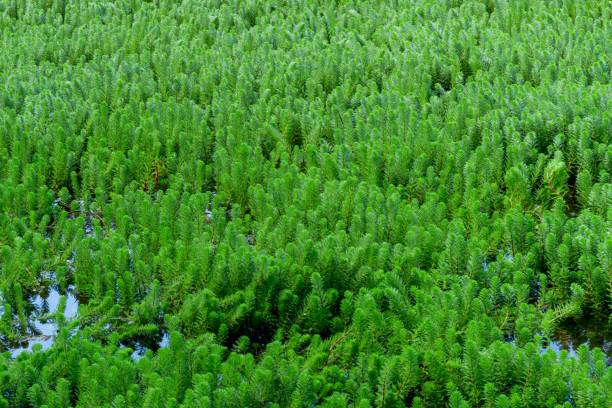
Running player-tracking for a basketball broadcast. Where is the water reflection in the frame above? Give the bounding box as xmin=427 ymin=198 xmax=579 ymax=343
xmin=7 ymin=285 xmax=79 ymax=358
xmin=542 ymin=320 xmax=611 ymax=365
xmin=123 ymin=330 xmax=170 ymax=361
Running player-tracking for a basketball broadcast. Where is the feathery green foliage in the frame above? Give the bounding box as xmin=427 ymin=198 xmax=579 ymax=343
xmin=0 ymin=0 xmax=610 ymax=407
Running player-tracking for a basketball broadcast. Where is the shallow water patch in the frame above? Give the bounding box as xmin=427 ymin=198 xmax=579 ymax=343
xmin=122 ymin=329 xmax=169 ymax=361
xmin=5 ymin=285 xmax=79 ymax=358
xmin=542 ymin=320 xmax=611 ymax=365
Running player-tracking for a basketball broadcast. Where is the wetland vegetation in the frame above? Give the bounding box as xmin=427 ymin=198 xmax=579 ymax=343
xmin=0 ymin=0 xmax=610 ymax=407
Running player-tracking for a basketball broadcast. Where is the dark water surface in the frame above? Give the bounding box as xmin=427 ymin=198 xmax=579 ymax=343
xmin=542 ymin=319 xmax=611 ymax=365
xmin=125 ymin=330 xmax=170 ymax=361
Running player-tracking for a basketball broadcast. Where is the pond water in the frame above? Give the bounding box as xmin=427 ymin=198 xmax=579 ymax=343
xmin=5 ymin=284 xmax=169 ymax=360
xmin=7 ymin=285 xmax=79 ymax=358
xmin=482 ymin=260 xmax=610 ymax=365
xmin=542 ymin=320 xmax=611 ymax=365
xmin=124 ymin=330 xmax=170 ymax=361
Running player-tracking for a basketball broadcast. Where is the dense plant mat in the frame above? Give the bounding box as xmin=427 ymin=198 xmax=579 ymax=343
xmin=0 ymin=0 xmax=610 ymax=407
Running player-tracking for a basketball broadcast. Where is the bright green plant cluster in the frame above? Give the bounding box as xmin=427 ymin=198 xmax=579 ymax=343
xmin=0 ymin=0 xmax=610 ymax=407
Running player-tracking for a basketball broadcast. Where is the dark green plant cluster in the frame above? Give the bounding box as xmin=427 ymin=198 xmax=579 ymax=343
xmin=0 ymin=0 xmax=610 ymax=406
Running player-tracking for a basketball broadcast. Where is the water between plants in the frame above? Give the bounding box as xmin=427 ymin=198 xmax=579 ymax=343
xmin=541 ymin=320 xmax=611 ymax=365
xmin=2 ymin=285 xmax=168 ymax=360
xmin=3 ymin=285 xmax=79 ymax=358
xmin=3 ymin=285 xmax=610 ymax=365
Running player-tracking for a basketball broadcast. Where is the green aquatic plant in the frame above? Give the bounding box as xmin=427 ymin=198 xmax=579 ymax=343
xmin=0 ymin=0 xmax=610 ymax=406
